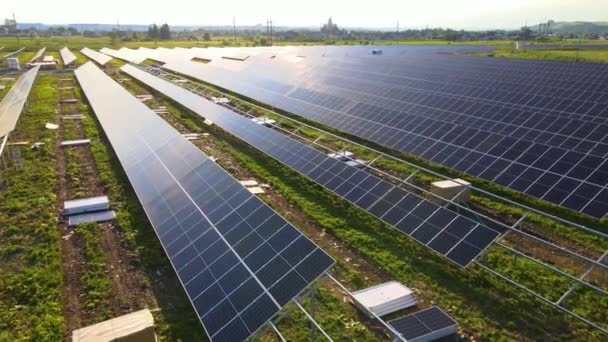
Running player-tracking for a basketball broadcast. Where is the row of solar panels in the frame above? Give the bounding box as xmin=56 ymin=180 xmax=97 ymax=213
xmin=129 ymin=47 xmax=607 ymax=218
xmin=100 ymin=45 xmax=608 ymax=88
xmin=74 ymin=62 xmax=334 ymax=342
xmin=121 ymin=64 xmax=501 ymax=268
xmin=0 ymin=66 xmax=40 ymax=139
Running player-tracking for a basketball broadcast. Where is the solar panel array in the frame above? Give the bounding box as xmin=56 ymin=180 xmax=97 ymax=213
xmin=76 ymin=62 xmax=334 ymax=342
xmin=0 ymin=66 xmax=40 ymax=138
xmin=60 ymin=47 xmax=77 ymax=66
xmin=155 ymin=46 xmax=608 ymax=218
xmin=80 ymin=47 xmax=113 ymax=65
xmin=122 ymin=64 xmax=500 ymax=267
xmin=388 ymin=306 xmax=457 ymax=341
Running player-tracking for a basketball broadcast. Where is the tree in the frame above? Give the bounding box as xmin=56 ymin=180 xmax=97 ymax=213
xmin=67 ymin=27 xmax=79 ymax=35
xmin=203 ymin=32 xmax=211 ymax=41
xmin=159 ymin=23 xmax=171 ymax=40
xmin=148 ymin=24 xmax=159 ymax=40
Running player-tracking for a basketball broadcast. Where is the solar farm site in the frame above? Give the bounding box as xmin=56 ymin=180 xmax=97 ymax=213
xmin=1 ymin=43 xmax=607 ymax=342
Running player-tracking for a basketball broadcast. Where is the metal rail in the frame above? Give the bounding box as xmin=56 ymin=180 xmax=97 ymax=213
xmin=474 ymin=261 xmax=608 ymax=336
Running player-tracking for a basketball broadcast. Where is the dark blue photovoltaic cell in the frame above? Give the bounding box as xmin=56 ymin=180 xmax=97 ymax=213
xmin=158 ymin=46 xmax=608 ymax=218
xmin=388 ymin=306 xmax=457 ymax=341
xmin=121 ymin=64 xmax=500 ymax=268
xmin=76 ymin=62 xmax=334 ymax=342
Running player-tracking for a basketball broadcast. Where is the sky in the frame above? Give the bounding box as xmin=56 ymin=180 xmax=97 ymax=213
xmin=3 ymin=0 xmax=608 ymax=30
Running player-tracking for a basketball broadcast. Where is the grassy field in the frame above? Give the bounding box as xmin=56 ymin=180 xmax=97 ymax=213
xmin=470 ymin=45 xmax=608 ymax=63
xmin=0 ymin=36 xmax=517 ymax=51
xmin=0 ymin=74 xmax=64 ymax=341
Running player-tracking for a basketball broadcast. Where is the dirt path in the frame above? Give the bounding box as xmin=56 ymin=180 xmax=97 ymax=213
xmin=55 ymin=77 xmax=87 ymax=338
xmin=55 ymin=75 xmax=157 ymax=338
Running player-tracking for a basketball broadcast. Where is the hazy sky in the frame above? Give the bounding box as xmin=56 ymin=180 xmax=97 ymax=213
xmin=4 ymin=0 xmax=608 ymax=29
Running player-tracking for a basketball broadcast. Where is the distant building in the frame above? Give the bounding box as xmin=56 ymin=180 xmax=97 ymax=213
xmin=321 ymin=17 xmax=340 ymax=37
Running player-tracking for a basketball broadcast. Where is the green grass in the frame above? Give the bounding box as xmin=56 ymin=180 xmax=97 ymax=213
xmin=73 ymin=223 xmax=112 ymax=322
xmin=0 ymin=74 xmax=64 ymax=341
xmin=0 ymin=36 xmax=516 ymax=51
xmin=470 ymin=45 xmax=608 ymax=63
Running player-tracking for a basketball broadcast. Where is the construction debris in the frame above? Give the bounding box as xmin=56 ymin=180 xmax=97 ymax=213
xmin=45 ymin=123 xmax=59 ymax=130
xmin=68 ymin=210 xmax=116 ymax=226
xmin=60 ymin=98 xmax=78 ymax=104
xmin=64 ymin=195 xmax=110 ymax=216
xmin=62 ymin=114 xmax=86 ymax=120
xmin=136 ymin=94 xmax=154 ymax=102
xmin=248 ymin=187 xmax=266 ymax=194
xmin=61 ymin=139 xmax=91 ymax=147
xmin=252 ymin=116 xmax=277 ymax=127
xmin=31 ymin=142 xmax=45 ymax=150
xmin=182 ymin=133 xmax=207 ymax=140
xmin=72 ymin=309 xmax=157 ymax=342
xmin=211 ymin=96 xmax=230 ymax=104
xmin=352 ymin=281 xmax=417 ymax=318
xmin=328 ymin=151 xmax=355 ymax=161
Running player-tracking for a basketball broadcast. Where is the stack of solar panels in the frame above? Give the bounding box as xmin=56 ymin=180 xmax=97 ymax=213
xmin=64 ymin=195 xmax=116 ymax=226
xmin=388 ymin=306 xmax=458 ymax=342
xmin=75 ymin=62 xmax=334 ymax=341
xmin=352 ymin=281 xmax=417 ymax=317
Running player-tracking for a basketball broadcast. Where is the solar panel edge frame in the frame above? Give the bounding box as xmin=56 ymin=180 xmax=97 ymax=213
xmin=120 ymin=63 xmax=497 ymax=269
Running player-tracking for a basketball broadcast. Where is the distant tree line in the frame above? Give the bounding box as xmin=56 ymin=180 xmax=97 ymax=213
xmin=147 ymin=23 xmax=171 ymax=40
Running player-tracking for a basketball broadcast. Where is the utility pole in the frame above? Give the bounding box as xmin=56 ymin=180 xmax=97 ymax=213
xmin=270 ymin=19 xmax=273 ymax=46
xmin=233 ymin=16 xmax=237 ymax=45
xmin=13 ymin=12 xmax=19 ymax=43
xmin=396 ymin=20 xmax=399 ymax=33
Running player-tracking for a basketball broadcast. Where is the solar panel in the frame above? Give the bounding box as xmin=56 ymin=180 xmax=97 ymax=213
xmin=60 ymin=47 xmax=77 ymax=66
xmin=76 ymin=62 xmax=334 ymax=341
xmin=100 ymin=47 xmax=146 ymax=64
xmin=159 ymin=47 xmax=608 ymax=218
xmin=28 ymin=47 xmax=46 ymax=63
xmin=80 ymin=47 xmax=113 ymax=65
xmin=0 ymin=65 xmax=40 ymax=138
xmin=121 ymin=64 xmax=500 ymax=267
xmin=388 ymin=306 xmax=457 ymax=341
xmin=1 ymin=47 xmax=24 ymax=59
xmin=67 ymin=210 xmax=116 ymax=226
